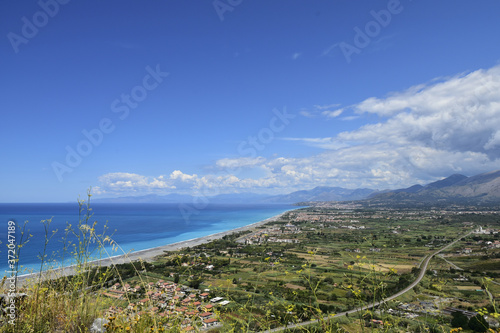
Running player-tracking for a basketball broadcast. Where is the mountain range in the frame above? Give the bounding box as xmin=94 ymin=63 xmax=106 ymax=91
xmin=365 ymin=170 xmax=500 ymax=206
xmin=94 ymin=186 xmax=378 ymax=205
xmin=95 ymin=170 xmax=500 ymax=206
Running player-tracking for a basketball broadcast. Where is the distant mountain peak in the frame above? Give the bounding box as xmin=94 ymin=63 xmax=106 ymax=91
xmin=265 ymin=186 xmax=378 ymax=203
xmin=424 ymin=174 xmax=468 ymax=190
xmin=366 ymin=170 xmax=500 ymax=206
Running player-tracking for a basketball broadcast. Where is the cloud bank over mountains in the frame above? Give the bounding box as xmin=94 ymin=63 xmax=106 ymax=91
xmin=95 ymin=64 xmax=500 ymax=197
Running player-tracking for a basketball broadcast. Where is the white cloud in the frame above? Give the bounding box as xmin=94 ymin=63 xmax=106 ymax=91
xmin=215 ymin=157 xmax=266 ymax=169
xmin=282 ymin=64 xmax=500 ymax=187
xmin=314 ymin=103 xmax=341 ymax=110
xmin=291 ymin=52 xmax=301 ymax=60
xmin=299 ymin=103 xmax=343 ymax=119
xmin=299 ymin=110 xmax=316 ymax=118
xmin=341 ymin=115 xmax=360 ymax=121
xmin=96 ymin=172 xmax=175 ymax=195
xmin=321 ymin=43 xmax=338 ymax=57
xmin=96 ymin=65 xmax=500 ymax=196
xmin=282 ymin=137 xmax=348 ymax=150
xmin=322 ymin=109 xmax=343 ymax=118
xmin=353 ymin=66 xmax=500 ymax=118
xmin=336 ymin=65 xmax=500 ymax=159
xmin=170 ymin=170 xmax=198 ymax=182
xmin=484 ymin=130 xmax=500 ymax=150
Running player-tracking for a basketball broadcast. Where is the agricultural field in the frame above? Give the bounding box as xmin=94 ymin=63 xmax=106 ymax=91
xmin=11 ymin=207 xmax=496 ymax=332
xmin=144 ymin=207 xmax=500 ymax=332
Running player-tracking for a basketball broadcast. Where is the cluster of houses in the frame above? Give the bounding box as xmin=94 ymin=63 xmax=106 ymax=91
xmin=486 ymin=240 xmax=500 ymax=249
xmin=266 ymin=237 xmax=299 ymax=244
xmin=239 ymin=223 xmax=301 ymax=245
xmin=398 ymin=301 xmax=439 ymax=315
xmin=461 ymin=248 xmax=473 ymax=254
xmin=384 ymin=307 xmax=419 ymax=319
xmin=456 ymin=240 xmax=500 ymax=254
xmin=474 ymin=226 xmax=499 ymax=235
xmin=293 ymin=211 xmax=377 ymax=223
xmin=102 ymin=280 xmax=230 ymax=331
xmin=294 ymin=212 xmax=343 ymax=223
xmin=340 ymin=224 xmax=366 ymax=230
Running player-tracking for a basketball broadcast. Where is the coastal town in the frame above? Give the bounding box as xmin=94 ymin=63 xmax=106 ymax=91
xmin=102 ymin=279 xmax=226 ymax=331
xmin=29 ymin=206 xmax=495 ymax=332
xmin=1 ymin=205 xmax=500 ymax=332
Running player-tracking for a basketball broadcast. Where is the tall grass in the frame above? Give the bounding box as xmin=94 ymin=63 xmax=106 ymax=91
xmin=0 ymin=191 xmax=153 ymax=332
xmin=0 ymin=191 xmax=111 ymax=331
xmin=1 ymin=195 xmax=499 ymax=332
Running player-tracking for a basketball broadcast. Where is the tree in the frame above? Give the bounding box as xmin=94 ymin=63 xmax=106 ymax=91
xmin=450 ymin=311 xmax=469 ymax=329
xmin=468 ymin=314 xmax=489 ymax=332
xmin=323 ymin=277 xmax=334 ymax=284
xmin=188 ymin=276 xmax=203 ymax=289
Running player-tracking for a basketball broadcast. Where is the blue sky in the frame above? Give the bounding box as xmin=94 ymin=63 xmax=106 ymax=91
xmin=2 ymin=0 xmax=500 ymax=202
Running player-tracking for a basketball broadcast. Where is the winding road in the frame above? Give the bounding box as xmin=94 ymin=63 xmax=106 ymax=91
xmin=264 ymin=231 xmax=472 ymax=332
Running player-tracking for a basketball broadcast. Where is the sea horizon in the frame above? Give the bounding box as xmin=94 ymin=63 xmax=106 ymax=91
xmin=0 ymin=203 xmax=295 ymax=277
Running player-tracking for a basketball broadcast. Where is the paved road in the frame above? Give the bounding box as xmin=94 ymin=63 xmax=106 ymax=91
xmin=437 ymin=254 xmax=464 ymax=271
xmin=264 ymin=232 xmax=472 ymax=333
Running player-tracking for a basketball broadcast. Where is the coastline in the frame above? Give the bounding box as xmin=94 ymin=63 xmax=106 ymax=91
xmin=16 ymin=209 xmax=293 ymax=287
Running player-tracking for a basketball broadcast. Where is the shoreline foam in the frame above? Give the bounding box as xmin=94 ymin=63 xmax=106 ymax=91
xmin=15 ymin=209 xmax=293 ymax=287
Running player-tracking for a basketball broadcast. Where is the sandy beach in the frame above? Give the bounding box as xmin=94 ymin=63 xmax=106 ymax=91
xmin=15 ymin=210 xmax=291 ymax=287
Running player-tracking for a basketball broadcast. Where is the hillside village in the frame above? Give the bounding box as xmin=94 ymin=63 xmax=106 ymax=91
xmin=102 ymin=279 xmax=229 ymax=331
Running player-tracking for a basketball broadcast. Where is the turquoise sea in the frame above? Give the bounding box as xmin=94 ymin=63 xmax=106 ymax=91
xmin=0 ymin=203 xmax=293 ymax=277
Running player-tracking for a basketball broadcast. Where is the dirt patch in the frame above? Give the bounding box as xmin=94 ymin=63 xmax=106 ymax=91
xmin=456 ymin=286 xmax=481 ymax=290
xmin=377 ymin=263 xmax=415 ymax=273
xmin=285 ymin=283 xmax=306 ymax=290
